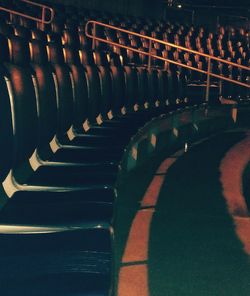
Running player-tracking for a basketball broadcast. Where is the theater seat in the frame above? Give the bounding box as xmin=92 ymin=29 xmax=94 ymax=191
xmin=3 ymin=36 xmax=119 ymax=189
xmin=0 ymin=47 xmax=112 ymax=295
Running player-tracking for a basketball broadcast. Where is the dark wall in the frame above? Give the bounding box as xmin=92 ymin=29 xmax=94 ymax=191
xmin=48 ymin=0 xmax=163 ymax=18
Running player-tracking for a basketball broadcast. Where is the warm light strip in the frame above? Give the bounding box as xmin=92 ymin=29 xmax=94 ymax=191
xmin=0 ymin=222 xmax=107 ymax=234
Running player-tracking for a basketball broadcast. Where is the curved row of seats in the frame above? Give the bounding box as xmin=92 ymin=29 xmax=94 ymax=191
xmin=0 ymin=1 xmax=248 ymax=294
xmin=0 ymin=3 xmax=247 ymax=224
xmin=0 ymin=4 xmax=190 ymax=293
xmin=0 ymin=2 xmax=248 ymax=84
xmin=0 ymin=30 xmax=118 ymax=295
xmin=0 ymin=27 xmax=187 ymax=217
xmin=100 ymin=25 xmax=249 ymax=83
xmin=0 ymin=13 xmax=248 ymax=103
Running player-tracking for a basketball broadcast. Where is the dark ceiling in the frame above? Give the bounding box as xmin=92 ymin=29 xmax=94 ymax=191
xmin=181 ymin=0 xmax=250 ymax=8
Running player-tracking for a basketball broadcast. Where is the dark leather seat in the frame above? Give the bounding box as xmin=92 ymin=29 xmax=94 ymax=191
xmin=0 ymin=36 xmax=115 ymax=251
xmin=3 ymin=36 xmax=119 ymax=189
xmin=0 ymin=37 xmax=112 ymax=296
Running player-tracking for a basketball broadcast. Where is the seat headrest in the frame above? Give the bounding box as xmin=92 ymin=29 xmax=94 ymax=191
xmin=79 ymin=49 xmax=95 ymax=66
xmin=0 ymin=66 xmax=14 ymax=181
xmin=9 ymin=36 xmax=30 ymax=65
xmin=47 ymin=33 xmax=63 ymax=46
xmin=51 ymin=20 xmax=64 ymax=34
xmin=14 ymin=25 xmax=32 ymax=40
xmin=93 ymin=50 xmax=109 ymax=67
xmin=63 ymin=46 xmax=80 ymax=65
xmin=109 ymin=52 xmax=122 ymax=67
xmin=29 ymin=39 xmax=48 ymax=64
xmin=31 ymin=29 xmax=47 ymax=43
xmin=47 ymin=42 xmax=64 ymax=64
xmin=62 ymin=29 xmax=79 ymax=47
xmin=79 ymin=32 xmax=90 ymax=49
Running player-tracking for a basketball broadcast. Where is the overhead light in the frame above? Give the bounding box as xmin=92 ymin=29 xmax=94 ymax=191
xmin=177 ymin=4 xmax=182 ymax=8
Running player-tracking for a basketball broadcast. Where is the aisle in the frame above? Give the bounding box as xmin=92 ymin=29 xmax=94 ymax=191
xmin=116 ymin=130 xmax=250 ymax=296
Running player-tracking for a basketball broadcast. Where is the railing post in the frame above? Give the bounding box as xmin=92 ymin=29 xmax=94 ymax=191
xmin=41 ymin=6 xmax=45 ymax=31
xmin=92 ymin=23 xmax=96 ymax=50
xmin=219 ymin=80 xmax=222 ymax=96
xmin=148 ymin=39 xmax=152 ymax=70
xmin=216 ymin=15 xmax=220 ymax=28
xmin=83 ymin=21 xmax=250 ymax=96
xmin=205 ymin=57 xmax=211 ymax=102
xmin=191 ymin=10 xmax=195 ymax=24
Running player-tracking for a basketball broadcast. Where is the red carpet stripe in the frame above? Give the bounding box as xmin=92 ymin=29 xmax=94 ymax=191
xmin=122 ymin=209 xmax=154 ymax=263
xmin=220 ymin=132 xmax=250 ymax=255
xmin=118 ymin=264 xmax=149 ymax=296
xmin=220 ymin=134 xmax=250 ymax=217
xmin=118 ymin=149 xmax=184 ymax=295
xmin=141 ymin=158 xmax=177 ymax=208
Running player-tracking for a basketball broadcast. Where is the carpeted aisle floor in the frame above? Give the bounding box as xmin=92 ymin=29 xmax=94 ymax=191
xmin=115 ymin=130 xmax=250 ymax=296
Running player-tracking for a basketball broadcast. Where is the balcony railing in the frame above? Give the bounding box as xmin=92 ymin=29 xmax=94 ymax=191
xmin=0 ymin=0 xmax=55 ymax=30
xmin=85 ymin=20 xmax=250 ymax=102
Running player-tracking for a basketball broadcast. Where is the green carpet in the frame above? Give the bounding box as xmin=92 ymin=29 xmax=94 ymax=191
xmin=148 ymin=131 xmax=250 ymax=296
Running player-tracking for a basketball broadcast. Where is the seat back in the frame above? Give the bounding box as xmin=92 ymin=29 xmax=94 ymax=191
xmin=47 ymin=42 xmax=74 ymax=135
xmin=124 ymin=66 xmax=139 ymax=111
xmin=29 ymin=39 xmax=58 ymax=147
xmin=94 ymin=50 xmax=114 ymax=117
xmin=137 ymin=67 xmax=149 ymax=108
xmin=7 ymin=36 xmax=38 ymax=168
xmin=0 ymin=66 xmax=14 ymax=182
xmin=63 ymin=45 xmax=89 ymax=130
xmin=79 ymin=49 xmax=102 ymax=123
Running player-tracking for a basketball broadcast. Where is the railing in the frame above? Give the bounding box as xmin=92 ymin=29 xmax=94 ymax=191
xmin=184 ymin=4 xmax=250 ymax=11
xmin=216 ymin=14 xmax=249 ymax=29
xmin=85 ymin=20 xmax=250 ymax=102
xmin=0 ymin=0 xmax=54 ymax=30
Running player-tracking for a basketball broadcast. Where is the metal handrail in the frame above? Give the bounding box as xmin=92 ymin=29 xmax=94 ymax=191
xmin=85 ymin=20 xmax=250 ymax=102
xmin=216 ymin=14 xmax=249 ymax=28
xmin=184 ymin=4 xmax=250 ymax=11
xmin=0 ymin=0 xmax=54 ymax=30
xmin=219 ymin=14 xmax=249 ymax=21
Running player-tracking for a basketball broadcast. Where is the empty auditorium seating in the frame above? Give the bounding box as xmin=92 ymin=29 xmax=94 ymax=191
xmin=0 ymin=0 xmax=248 ymax=295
